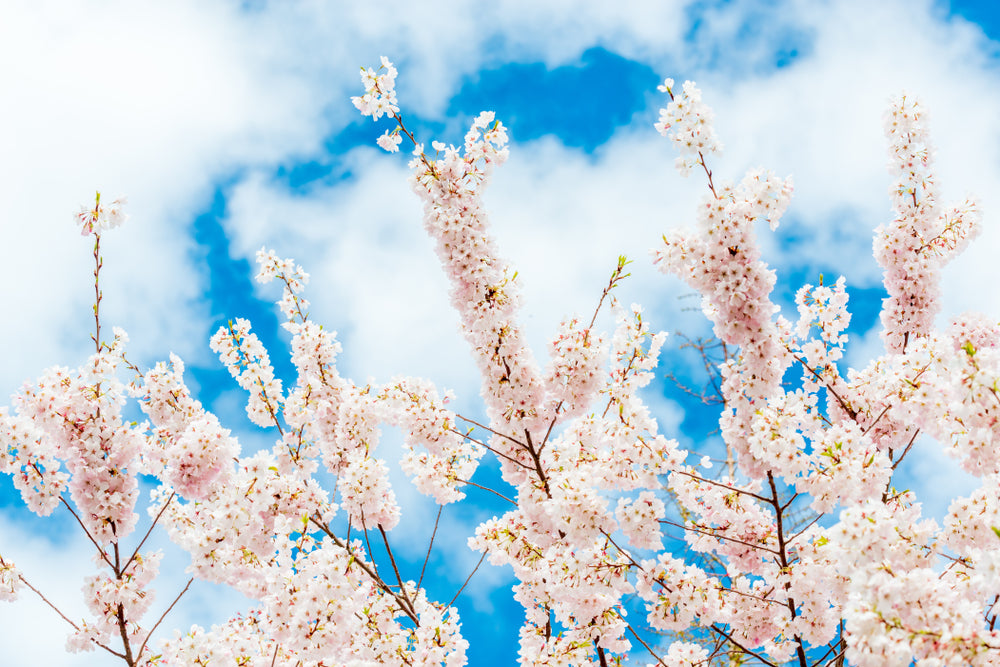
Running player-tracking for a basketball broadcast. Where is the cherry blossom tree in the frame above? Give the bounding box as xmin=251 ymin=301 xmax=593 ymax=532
xmin=0 ymin=56 xmax=998 ymax=666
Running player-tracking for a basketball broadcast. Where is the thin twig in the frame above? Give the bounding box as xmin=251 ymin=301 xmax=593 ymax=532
xmin=523 ymin=429 xmax=552 ymax=498
xmin=660 ymin=518 xmax=779 ymax=556
xmin=600 ymin=530 xmax=643 ymax=569
xmin=671 ymin=468 xmax=771 ymax=504
xmin=819 ymin=648 xmax=847 ymax=667
xmin=588 ymin=256 xmax=630 ymax=331
xmin=308 ymin=516 xmax=419 ymax=625
xmin=447 ymin=551 xmax=486 ymax=609
xmin=19 ymin=574 xmax=124 ymax=658
xmin=697 ymin=152 xmax=719 ymax=199
xmin=790 ymin=353 xmax=857 ymax=421
xmin=418 ymin=507 xmax=443 ymax=591
xmin=454 ymin=414 xmax=526 ymax=448
xmin=445 ymin=426 xmax=533 ymax=471
xmin=862 ymin=402 xmax=892 ymax=436
xmin=891 ymin=428 xmax=921 ymax=470
xmin=113 ymin=532 xmax=136 ymax=666
xmin=360 ymin=513 xmax=381 ymax=582
xmin=53 ymin=490 xmax=115 ymax=570
xmin=766 ymin=472 xmax=808 ymax=667
xmin=539 ymin=408 xmax=560 ymax=450
xmin=456 ymin=478 xmax=517 ymax=505
xmin=378 ymin=524 xmax=416 ymax=618
xmin=19 ymin=575 xmax=81 ymax=631
xmin=711 ymin=624 xmax=779 ymax=666
xmin=125 ymin=492 xmax=175 ymax=574
xmin=137 ymin=577 xmax=193 ymax=659
xmin=787 ymin=513 xmax=824 ymax=546
xmin=625 ymin=620 xmax=668 ymax=666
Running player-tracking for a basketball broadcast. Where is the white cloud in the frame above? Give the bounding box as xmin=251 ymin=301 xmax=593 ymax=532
xmin=0 ymin=0 xmax=340 ymax=389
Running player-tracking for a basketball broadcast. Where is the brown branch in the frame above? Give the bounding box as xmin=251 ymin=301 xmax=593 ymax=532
xmin=697 ymin=152 xmax=719 ymax=199
xmin=625 ymin=620 xmax=668 ymax=666
xmin=455 ymin=478 xmax=517 ymax=505
xmin=790 ymin=353 xmax=857 ymax=421
xmin=600 ymin=530 xmax=643 ymax=570
xmin=136 ymin=577 xmax=193 ymax=660
xmin=891 ymin=428 xmax=920 ymax=471
xmin=671 ymin=468 xmax=771 ymax=504
xmin=19 ymin=574 xmax=123 ymax=658
xmin=660 ymin=518 xmax=779 ymax=556
xmin=46 ymin=475 xmax=114 ymax=571
xmin=787 ymin=513 xmax=824 ymax=546
xmin=417 ymin=506 xmax=443 ymax=591
xmin=862 ymin=403 xmax=892 ymax=436
xmin=308 ymin=515 xmax=419 ymax=625
xmin=711 ymin=624 xmax=779 ymax=667
xmin=445 ymin=426 xmax=533 ymax=472
xmin=361 ymin=514 xmax=382 ymax=583
xmin=378 ymin=524 xmax=417 ymax=620
xmin=93 ymin=231 xmax=102 ymax=354
xmin=810 ymin=631 xmax=846 ymax=667
xmin=588 ymin=256 xmax=630 ymax=331
xmin=19 ymin=574 xmax=80 ymax=632
xmin=539 ymin=408 xmax=560 ymax=450
xmin=124 ymin=492 xmax=175 ymax=574
xmin=447 ymin=551 xmax=486 ymax=609
xmin=818 ymin=648 xmax=847 ymax=667
xmin=113 ymin=534 xmax=136 ymax=666
xmin=454 ymin=414 xmax=526 ymax=449
xmin=767 ymin=472 xmax=808 ymax=667
xmin=278 ymin=273 xmax=309 ymax=323
xmin=523 ymin=429 xmax=552 ymax=498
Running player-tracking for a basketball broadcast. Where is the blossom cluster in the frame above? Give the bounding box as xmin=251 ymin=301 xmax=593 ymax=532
xmin=210 ymin=318 xmax=284 ymax=427
xmin=654 ymin=78 xmax=723 ymax=175
xmin=3 ymin=57 xmax=1000 ymax=667
xmin=351 ymin=55 xmax=399 ymax=121
xmin=652 ymin=164 xmax=794 ymax=477
xmin=69 ymin=551 xmax=162 ymax=654
xmin=6 ymin=328 xmax=144 ymax=545
xmin=876 ymin=94 xmax=981 ymax=353
xmin=647 ymin=77 xmax=1000 ymax=665
xmin=406 ymin=105 xmax=548 ymax=489
xmin=75 ymin=191 xmax=128 ymax=237
xmin=0 ymin=557 xmax=20 ymax=602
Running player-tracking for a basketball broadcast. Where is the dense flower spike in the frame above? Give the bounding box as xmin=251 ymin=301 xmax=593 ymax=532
xmin=653 ymin=158 xmax=794 ymax=477
xmin=876 ymin=94 xmax=981 ymax=353
xmin=404 ymin=104 xmax=551 ymax=489
xmin=210 ymin=318 xmax=285 ymax=427
xmin=137 ymin=355 xmax=238 ymax=501
xmin=11 ymin=331 xmax=144 ymax=546
xmin=4 ymin=59 xmax=1000 ymax=667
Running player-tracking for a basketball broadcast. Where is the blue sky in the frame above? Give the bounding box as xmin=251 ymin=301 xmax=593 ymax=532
xmin=2 ymin=1 xmax=1000 ymax=664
